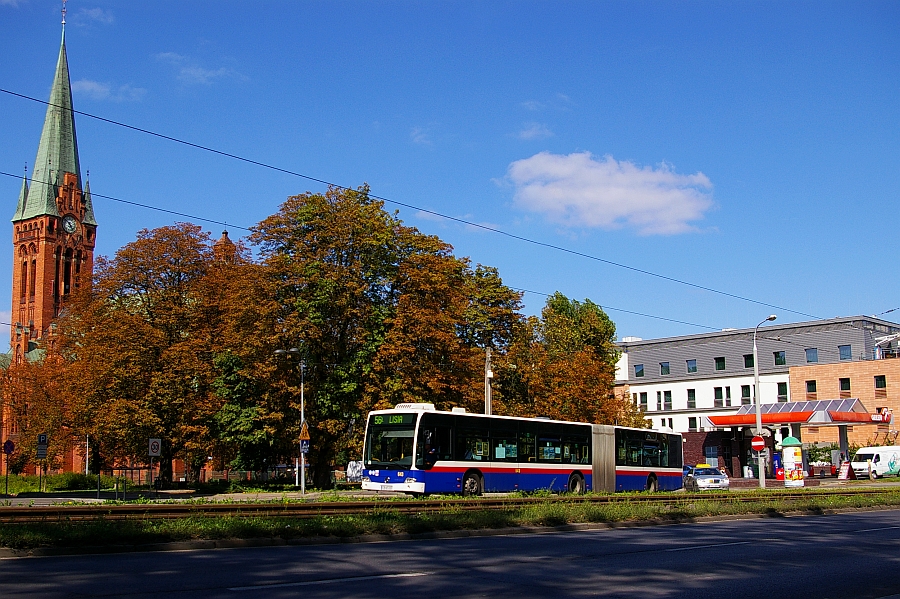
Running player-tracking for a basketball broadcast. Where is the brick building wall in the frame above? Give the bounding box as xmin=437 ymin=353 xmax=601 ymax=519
xmin=790 ymin=358 xmax=900 ymax=446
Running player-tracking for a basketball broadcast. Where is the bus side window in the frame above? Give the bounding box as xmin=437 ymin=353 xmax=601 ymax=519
xmin=518 ymin=431 xmax=536 ymax=462
xmin=643 ymin=442 xmax=660 ymax=467
xmin=538 ymin=437 xmax=562 ymax=462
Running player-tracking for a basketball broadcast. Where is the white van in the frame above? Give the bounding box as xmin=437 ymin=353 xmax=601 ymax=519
xmin=851 ymin=446 xmax=900 ymax=479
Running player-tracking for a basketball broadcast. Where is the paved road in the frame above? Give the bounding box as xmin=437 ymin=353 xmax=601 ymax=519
xmin=3 ymin=510 xmax=900 ymax=598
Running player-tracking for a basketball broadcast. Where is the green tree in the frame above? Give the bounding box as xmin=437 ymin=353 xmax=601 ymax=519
xmin=249 ymin=186 xmax=523 ymax=486
xmin=495 ymin=292 xmax=645 ymax=427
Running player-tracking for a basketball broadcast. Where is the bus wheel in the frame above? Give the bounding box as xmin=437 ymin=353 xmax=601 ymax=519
xmin=462 ymin=471 xmax=483 ymax=496
xmin=567 ymin=473 xmax=585 ymax=494
xmin=646 ymin=475 xmax=659 ymax=493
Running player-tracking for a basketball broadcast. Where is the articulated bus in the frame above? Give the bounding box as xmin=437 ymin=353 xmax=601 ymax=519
xmin=361 ymin=403 xmax=683 ymax=495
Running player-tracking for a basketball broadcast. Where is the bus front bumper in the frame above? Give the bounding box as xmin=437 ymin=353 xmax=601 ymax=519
xmin=362 ymin=480 xmax=426 ymax=494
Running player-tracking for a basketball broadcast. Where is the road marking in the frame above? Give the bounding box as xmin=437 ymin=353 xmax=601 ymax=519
xmin=666 ymin=541 xmax=750 ymax=552
xmin=856 ymin=525 xmax=900 ymax=533
xmin=228 ymin=572 xmax=429 ymax=591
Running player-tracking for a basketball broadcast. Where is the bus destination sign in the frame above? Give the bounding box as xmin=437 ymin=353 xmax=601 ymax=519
xmin=373 ymin=414 xmax=414 ymax=425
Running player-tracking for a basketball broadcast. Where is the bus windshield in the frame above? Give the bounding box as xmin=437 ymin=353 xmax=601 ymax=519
xmin=364 ymin=414 xmax=417 ymax=469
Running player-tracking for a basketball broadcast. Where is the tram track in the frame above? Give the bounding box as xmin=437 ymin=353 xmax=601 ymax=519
xmin=0 ymin=488 xmax=894 ymax=524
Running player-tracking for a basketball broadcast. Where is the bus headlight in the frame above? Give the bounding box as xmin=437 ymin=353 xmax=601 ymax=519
xmin=361 ymin=476 xmax=370 ymax=483
xmin=405 ymin=477 xmax=417 ymax=484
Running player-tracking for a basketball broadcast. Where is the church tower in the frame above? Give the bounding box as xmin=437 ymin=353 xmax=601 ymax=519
xmin=10 ymin=23 xmax=98 ymax=360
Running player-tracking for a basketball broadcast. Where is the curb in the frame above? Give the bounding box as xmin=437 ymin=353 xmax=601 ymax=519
xmin=2 ymin=504 xmax=896 ymax=559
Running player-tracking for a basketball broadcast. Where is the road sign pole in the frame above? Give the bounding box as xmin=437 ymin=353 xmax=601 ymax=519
xmin=4 ymin=453 xmax=8 ymax=497
xmin=302 ymin=364 xmax=305 ymax=496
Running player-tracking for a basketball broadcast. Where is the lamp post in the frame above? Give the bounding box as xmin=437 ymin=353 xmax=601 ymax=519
xmin=275 ymin=347 xmax=305 ymax=495
xmin=753 ymin=314 xmax=777 ymax=489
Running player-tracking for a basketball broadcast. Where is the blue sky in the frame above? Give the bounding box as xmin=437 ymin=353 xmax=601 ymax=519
xmin=1 ymin=1 xmax=898 ymax=342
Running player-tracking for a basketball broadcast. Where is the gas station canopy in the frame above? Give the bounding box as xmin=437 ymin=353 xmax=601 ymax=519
xmin=705 ymin=398 xmax=892 ymax=428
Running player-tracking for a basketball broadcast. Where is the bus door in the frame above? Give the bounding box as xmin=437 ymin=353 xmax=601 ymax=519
xmin=487 ymin=428 xmax=519 ymax=491
xmin=415 ymin=413 xmax=454 ymax=493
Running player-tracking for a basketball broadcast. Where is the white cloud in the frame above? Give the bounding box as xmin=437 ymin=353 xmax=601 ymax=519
xmin=73 ymin=7 xmax=114 ymax=25
xmin=506 ymin=151 xmax=714 ymax=235
xmin=155 ymin=52 xmax=243 ymax=85
xmin=517 ymin=122 xmax=553 ymax=140
xmin=0 ymin=0 xmax=23 ymax=6
xmin=410 ymin=126 xmax=432 ymax=146
xmin=72 ymin=79 xmax=145 ymax=101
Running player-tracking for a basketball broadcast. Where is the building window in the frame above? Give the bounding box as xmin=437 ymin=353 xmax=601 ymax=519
xmin=839 ymin=345 xmax=852 ymax=361
xmin=660 ymin=362 xmax=670 ymax=376
xmin=686 ymin=359 xmax=697 ymax=373
xmin=657 ymin=391 xmax=662 ymax=411
xmin=639 ymin=392 xmax=648 ymax=410
xmin=744 ymin=354 xmax=754 ymax=368
xmin=687 ymin=389 xmax=696 ymax=409
xmin=875 ymin=375 xmax=887 ymax=399
xmin=663 ymin=390 xmax=672 ymax=410
xmin=714 ymin=387 xmax=724 ymax=408
xmin=774 ymin=351 xmax=786 ymax=366
xmin=634 ymin=364 xmax=644 ymax=378
xmin=688 ymin=417 xmax=698 ymax=432
xmin=725 ymin=386 xmax=732 ymax=407
xmin=777 ymin=382 xmax=788 ymax=402
xmin=715 ymin=357 xmax=726 ymax=371
xmin=805 ymin=348 xmax=818 ymax=363
xmin=806 ymin=380 xmax=817 ymax=400
xmin=839 ymin=378 xmax=851 ymax=399
xmin=704 ymin=446 xmax=719 ymax=468
xmin=741 ymin=385 xmax=751 ymax=405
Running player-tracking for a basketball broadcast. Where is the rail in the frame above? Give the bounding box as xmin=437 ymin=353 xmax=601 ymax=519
xmin=0 ymin=488 xmax=892 ymax=524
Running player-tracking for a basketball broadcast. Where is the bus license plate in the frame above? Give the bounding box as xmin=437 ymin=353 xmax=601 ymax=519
xmin=381 ymin=484 xmax=393 ymax=490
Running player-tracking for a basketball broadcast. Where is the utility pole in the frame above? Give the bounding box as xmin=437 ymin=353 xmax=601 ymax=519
xmin=484 ymin=347 xmax=493 ymax=415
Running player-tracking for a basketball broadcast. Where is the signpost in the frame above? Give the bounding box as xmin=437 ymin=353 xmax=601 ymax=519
xmin=36 ymin=433 xmax=48 ymax=493
xmin=149 ymin=439 xmax=161 ymax=497
xmin=3 ymin=440 xmax=13 ymax=497
xmin=299 ymin=421 xmax=310 ymax=493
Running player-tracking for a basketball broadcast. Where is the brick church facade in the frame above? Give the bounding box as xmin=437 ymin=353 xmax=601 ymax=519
xmin=1 ymin=24 xmax=97 ymax=475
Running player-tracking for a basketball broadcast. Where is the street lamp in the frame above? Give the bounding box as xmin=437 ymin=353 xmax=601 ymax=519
xmin=753 ymin=314 xmax=777 ymax=489
xmin=275 ymin=347 xmax=305 ymax=495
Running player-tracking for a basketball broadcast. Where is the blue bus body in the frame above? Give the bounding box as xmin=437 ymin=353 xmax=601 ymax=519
xmin=362 ymin=404 xmax=683 ymax=495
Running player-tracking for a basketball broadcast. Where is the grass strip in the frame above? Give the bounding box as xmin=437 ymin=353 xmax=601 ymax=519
xmin=3 ymin=489 xmax=900 ymax=551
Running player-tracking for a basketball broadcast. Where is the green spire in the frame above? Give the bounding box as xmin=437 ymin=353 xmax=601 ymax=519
xmin=12 ymin=168 xmax=29 ymax=221
xmin=82 ymin=178 xmax=97 ymax=226
xmin=16 ymin=27 xmax=80 ymax=222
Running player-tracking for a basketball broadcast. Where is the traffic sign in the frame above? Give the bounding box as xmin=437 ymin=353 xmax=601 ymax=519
xmin=3 ymin=440 xmax=14 ymax=455
xmin=149 ymin=438 xmax=161 ymax=457
xmin=299 ymin=421 xmax=310 ymax=441
xmin=751 ymin=436 xmax=766 ymax=451
xmin=36 ymin=446 xmax=47 ymax=459
xmin=37 ymin=433 xmax=48 ymax=445
xmin=299 ymin=439 xmax=310 ymax=454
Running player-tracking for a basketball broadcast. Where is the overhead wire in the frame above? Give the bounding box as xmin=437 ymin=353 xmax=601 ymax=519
xmin=1 ymin=87 xmax=823 ymax=323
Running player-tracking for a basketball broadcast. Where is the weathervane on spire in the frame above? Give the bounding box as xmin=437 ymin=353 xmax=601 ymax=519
xmin=62 ymin=0 xmax=67 ymax=25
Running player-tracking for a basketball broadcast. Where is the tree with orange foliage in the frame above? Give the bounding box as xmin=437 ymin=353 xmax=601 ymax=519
xmin=0 ymin=350 xmax=73 ymax=474
xmin=59 ymin=223 xmax=227 ymax=482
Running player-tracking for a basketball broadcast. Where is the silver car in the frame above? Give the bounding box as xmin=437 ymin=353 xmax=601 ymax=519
xmin=684 ymin=465 xmax=730 ymax=491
